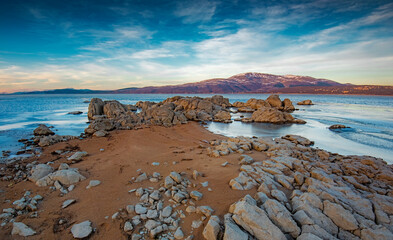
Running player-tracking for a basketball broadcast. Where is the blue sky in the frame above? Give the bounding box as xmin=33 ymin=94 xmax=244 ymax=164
xmin=0 ymin=0 xmax=392 ymax=92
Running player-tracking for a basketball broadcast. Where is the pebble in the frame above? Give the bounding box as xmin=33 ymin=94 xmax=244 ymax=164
xmin=174 ymin=227 xmax=184 ymax=239
xmin=152 ymin=162 xmax=160 ymax=166
xmin=201 ymin=181 xmax=209 ymax=187
xmin=221 ymin=161 xmax=229 ymax=167
xmin=86 ymin=180 xmax=101 ymax=189
xmin=124 ymin=221 xmax=133 ymax=232
xmin=62 ymin=199 xmax=76 ymax=209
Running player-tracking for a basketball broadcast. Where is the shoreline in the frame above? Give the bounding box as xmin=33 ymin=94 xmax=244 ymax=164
xmin=1 ymin=121 xmax=393 ymax=239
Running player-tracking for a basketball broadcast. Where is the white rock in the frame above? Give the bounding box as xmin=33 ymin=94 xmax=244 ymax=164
xmin=203 ymin=215 xmax=221 ymax=240
xmin=86 ymin=180 xmax=101 ymax=189
xmin=62 ymin=199 xmax=76 ymax=209
xmin=12 ymin=222 xmax=36 ymax=237
xmin=174 ymin=227 xmax=184 ymax=239
xmin=124 ymin=221 xmax=133 ymax=232
xmin=29 ymin=164 xmax=53 ymax=182
xmin=71 ymin=220 xmax=93 ymax=239
xmin=68 ymin=151 xmax=88 ymax=161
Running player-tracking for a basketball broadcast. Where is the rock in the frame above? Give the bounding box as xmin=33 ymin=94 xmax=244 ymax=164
xmin=282 ymin=98 xmax=295 ymax=112
xmin=197 ymin=206 xmax=215 ymax=217
xmin=263 ymin=199 xmax=301 ymax=238
xmin=67 ymin=151 xmax=88 ymax=161
xmin=36 ymin=169 xmax=86 ymax=187
xmin=164 ymin=176 xmax=175 ymax=188
xmin=145 ymin=220 xmax=160 ymax=231
xmin=86 ymin=180 xmax=101 ymax=189
xmin=103 ymin=100 xmax=127 ymax=118
xmin=68 ymin=111 xmax=83 ymax=115
xmin=126 ymin=205 xmax=135 ymax=214
xmin=271 ymin=189 xmax=288 ymax=202
xmin=297 ymin=100 xmax=313 ymax=105
xmin=135 ymin=173 xmax=148 ymax=183
xmin=174 ymin=227 xmax=184 ymax=239
xmin=162 ymin=206 xmax=172 ymax=218
xmin=173 ymin=192 xmax=186 ymax=203
xmin=251 ymin=107 xmax=304 ymax=124
xmin=323 ymin=200 xmax=358 ymax=231
xmin=33 ymin=124 xmax=54 ymax=136
xmin=71 ymin=220 xmax=93 ymax=239
xmin=361 ymin=225 xmax=393 ymax=240
xmin=147 ymin=210 xmax=158 ymax=219
xmin=93 ymin=130 xmax=108 ymax=137
xmin=266 ymin=94 xmax=283 ymax=109
xmin=297 ymin=233 xmax=322 ymax=240
xmin=293 ymin=210 xmax=314 ymax=225
xmin=169 ymin=171 xmax=182 ymax=183
xmin=124 ymin=221 xmax=133 ymax=232
xmin=29 ymin=164 xmax=53 ymax=182
xmin=192 ymin=220 xmax=203 ymax=229
xmin=223 ymin=214 xmax=249 ymax=240
xmin=12 ymin=222 xmax=36 ymax=237
xmin=214 ymin=111 xmax=231 ymax=122
xmin=88 ymin=98 xmax=105 ymax=120
xmin=230 ymin=200 xmax=286 ymax=240
xmin=135 ymin=204 xmax=147 ymax=214
xmin=203 ymin=215 xmax=221 ymax=240
xmin=190 ymin=191 xmax=203 ymax=201
xmin=329 ymin=124 xmax=350 ymax=130
xmin=301 ymin=224 xmax=338 ymax=240
xmin=62 ymin=199 xmax=76 ymax=209
xmin=239 ymin=155 xmax=254 ymax=165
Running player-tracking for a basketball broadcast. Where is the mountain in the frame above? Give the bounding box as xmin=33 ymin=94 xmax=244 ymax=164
xmin=114 ymin=72 xmax=345 ymax=94
xmin=5 ymin=73 xmax=393 ymax=95
xmin=10 ymin=88 xmax=109 ymax=95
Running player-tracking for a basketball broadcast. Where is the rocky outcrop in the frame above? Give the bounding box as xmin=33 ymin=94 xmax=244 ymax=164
xmin=201 ymin=134 xmax=393 ymax=240
xmin=329 ymin=124 xmax=350 ymax=130
xmin=251 ymin=107 xmax=306 ymax=124
xmin=33 ymin=124 xmax=54 ymax=136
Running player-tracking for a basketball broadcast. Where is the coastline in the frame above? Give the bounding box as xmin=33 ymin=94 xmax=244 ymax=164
xmin=1 ymin=121 xmax=393 ymax=239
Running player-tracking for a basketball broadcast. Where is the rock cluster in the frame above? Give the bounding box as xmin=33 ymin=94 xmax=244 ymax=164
xmin=115 ymin=171 xmax=212 ymax=239
xmin=85 ymin=95 xmax=304 ymax=135
xmin=1 ymin=191 xmax=43 ymax=228
xmin=297 ymin=100 xmax=314 ymax=105
xmin=202 ymin=134 xmax=393 ymax=240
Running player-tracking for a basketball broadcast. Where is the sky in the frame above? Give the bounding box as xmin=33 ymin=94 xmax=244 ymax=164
xmin=0 ymin=0 xmax=393 ymax=92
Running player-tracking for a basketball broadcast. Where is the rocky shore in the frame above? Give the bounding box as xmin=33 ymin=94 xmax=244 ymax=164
xmin=0 ymin=95 xmax=392 ymax=239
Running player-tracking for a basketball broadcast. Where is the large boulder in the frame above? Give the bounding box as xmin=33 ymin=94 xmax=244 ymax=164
xmin=33 ymin=124 xmax=54 ymax=136
xmin=251 ymin=107 xmax=303 ymax=124
xmin=323 ymin=200 xmax=358 ymax=231
xmin=214 ymin=111 xmax=231 ymax=122
xmin=88 ymin=98 xmax=105 ymax=120
xmin=266 ymin=94 xmax=283 ymax=109
xmin=36 ymin=169 xmax=86 ymax=187
xmin=103 ymin=100 xmax=126 ymax=118
xmin=29 ymin=164 xmax=53 ymax=182
xmin=223 ymin=214 xmax=249 ymax=240
xmin=282 ymin=98 xmax=295 ymax=112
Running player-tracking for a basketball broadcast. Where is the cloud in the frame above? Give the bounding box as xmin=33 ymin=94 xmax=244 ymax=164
xmin=174 ymin=0 xmax=218 ymax=23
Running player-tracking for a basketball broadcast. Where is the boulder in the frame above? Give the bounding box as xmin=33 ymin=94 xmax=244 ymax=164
xmin=282 ymin=98 xmax=295 ymax=112
xmin=68 ymin=151 xmax=88 ymax=161
xmin=29 ymin=164 xmax=53 ymax=182
xmin=263 ymin=199 xmax=301 ymax=238
xmin=103 ymin=100 xmax=126 ymax=118
xmin=203 ymin=215 xmax=221 ymax=240
xmin=88 ymin=98 xmax=105 ymax=120
xmin=71 ymin=220 xmax=93 ymax=239
xmin=329 ymin=124 xmax=350 ymax=130
xmin=33 ymin=124 xmax=54 ymax=136
xmin=251 ymin=107 xmax=303 ymax=124
xmin=36 ymin=169 xmax=86 ymax=187
xmin=223 ymin=214 xmax=249 ymax=240
xmin=230 ymin=200 xmax=286 ymax=240
xmin=214 ymin=111 xmax=231 ymax=122
xmin=297 ymin=99 xmax=313 ymax=105
xmin=266 ymin=94 xmax=283 ymax=109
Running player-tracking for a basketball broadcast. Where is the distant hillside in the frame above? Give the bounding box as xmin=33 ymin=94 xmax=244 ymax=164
xmin=11 ymin=88 xmax=109 ymax=95
xmin=114 ymin=72 xmax=345 ymax=94
xmin=5 ymin=73 xmax=393 ymax=95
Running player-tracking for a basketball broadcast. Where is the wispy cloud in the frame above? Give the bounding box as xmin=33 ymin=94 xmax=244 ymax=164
xmin=174 ymin=0 xmax=218 ymax=23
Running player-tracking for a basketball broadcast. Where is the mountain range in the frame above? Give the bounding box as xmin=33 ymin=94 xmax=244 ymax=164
xmin=7 ymin=72 xmax=393 ymax=95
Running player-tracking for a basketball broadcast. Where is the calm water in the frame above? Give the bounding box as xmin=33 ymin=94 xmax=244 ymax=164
xmin=0 ymin=94 xmax=392 ymax=163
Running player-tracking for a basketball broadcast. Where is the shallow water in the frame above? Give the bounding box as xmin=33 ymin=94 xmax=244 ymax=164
xmin=0 ymin=94 xmax=392 ymax=163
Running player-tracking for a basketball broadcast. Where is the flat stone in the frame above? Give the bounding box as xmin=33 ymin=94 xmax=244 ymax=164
xmin=62 ymin=199 xmax=76 ymax=209
xmin=190 ymin=191 xmax=203 ymax=201
xmin=174 ymin=227 xmax=184 ymax=239
xmin=86 ymin=180 xmax=101 ymax=189
xmin=170 ymin=172 xmax=182 ymax=183
xmin=323 ymin=200 xmax=358 ymax=231
xmin=203 ymin=215 xmax=221 ymax=240
xmin=67 ymin=151 xmax=88 ymax=161
xmin=135 ymin=204 xmax=147 ymax=214
xmin=162 ymin=206 xmax=172 ymax=218
xmin=71 ymin=220 xmax=93 ymax=239
xmin=12 ymin=222 xmax=36 ymax=237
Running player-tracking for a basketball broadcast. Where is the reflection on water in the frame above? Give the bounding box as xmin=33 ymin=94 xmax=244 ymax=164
xmin=0 ymin=94 xmax=392 ymax=164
